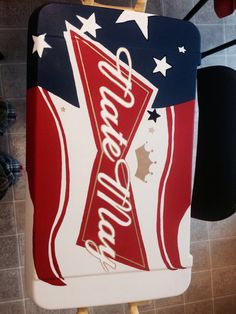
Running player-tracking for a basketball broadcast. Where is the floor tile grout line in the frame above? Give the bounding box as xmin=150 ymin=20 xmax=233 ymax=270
xmin=156 ymin=297 xmax=215 ymax=309
xmin=14 ymin=199 xmax=26 ymax=203
xmin=209 ymin=235 xmax=236 ymax=242
xmin=194 ymin=22 xmax=224 ymax=26
xmin=0 ymin=71 xmax=3 ymax=96
xmin=191 ymin=235 xmax=236 ymax=243
xmin=5 ymin=97 xmax=26 ymax=101
xmin=191 ymin=263 xmax=236 ymax=273
xmin=0 ymin=298 xmax=28 ymax=305
xmin=16 ymin=232 xmax=25 ymax=237
xmin=208 ymin=264 xmax=236 ymax=271
xmin=12 ymin=188 xmax=27 ymax=314
xmin=0 ymin=28 xmax=28 ymax=31
xmin=0 ymin=62 xmax=27 ymax=66
xmin=0 ymin=298 xmax=29 ymax=305
xmin=207 ymin=221 xmax=215 ymax=314
xmin=122 ymin=303 xmax=126 ymax=314
xmin=161 ymin=0 xmax=165 ymax=16
xmin=223 ymin=13 xmax=227 ymax=66
xmin=191 ymin=265 xmax=212 ymax=272
xmin=0 ymin=232 xmax=17 ymax=238
xmin=214 ymin=293 xmax=236 ymax=300
xmin=184 ymin=297 xmax=215 ymax=306
xmin=8 ymin=132 xmax=26 ymax=136
xmin=0 ymin=233 xmax=18 ymax=239
xmin=0 ymin=200 xmax=23 ymax=205
xmin=0 ymin=266 xmax=22 ymax=272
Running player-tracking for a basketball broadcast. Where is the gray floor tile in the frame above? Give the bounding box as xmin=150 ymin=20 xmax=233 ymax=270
xmin=223 ymin=10 xmax=236 ymax=25
xmin=25 ymin=299 xmax=61 ymax=313
xmin=13 ymin=174 xmax=26 ymax=201
xmin=20 ymin=267 xmax=27 ymax=299
xmin=0 ymin=69 xmax=3 ymax=97
xmin=30 ymin=0 xmax=51 ymax=11
xmin=157 ymin=305 xmax=183 ymax=314
xmin=208 ymin=214 xmax=236 ymax=239
xmin=197 ymin=24 xmax=224 ymax=53
xmin=0 ymin=269 xmax=22 ymax=301
xmin=225 ymin=25 xmax=236 ymax=55
xmin=190 ymin=218 xmax=208 ymax=242
xmin=9 ymin=134 xmax=26 ymax=167
xmin=0 ymin=0 xmax=30 ymax=28
xmin=137 ymin=300 xmax=155 ymax=312
xmin=18 ymin=234 xmax=24 ymax=267
xmin=155 ymin=295 xmax=184 ymax=308
xmin=0 ymin=235 xmax=19 ymax=269
xmin=59 ymin=308 xmax=77 ymax=314
xmin=0 ymin=202 xmax=16 ymax=236
xmin=31 ymin=0 xmax=81 ymax=12
xmin=146 ymin=0 xmax=163 ymax=15
xmin=214 ymin=295 xmax=236 ymax=314
xmin=0 ymin=134 xmax=9 ymax=152
xmin=15 ymin=201 xmax=25 ymax=234
xmin=1 ymin=64 xmax=26 ymax=99
xmin=194 ymin=0 xmax=223 ymax=24
xmin=8 ymin=99 xmax=26 ymax=135
xmin=93 ymin=304 xmax=125 ymax=314
xmin=200 ymin=55 xmax=227 ymax=68
xmin=0 ymin=300 xmax=25 ymax=314
xmin=227 ymin=55 xmax=236 ymax=70
xmin=185 ymin=300 xmax=213 ymax=314
xmin=0 ymin=186 xmax=14 ymax=203
xmin=0 ymin=30 xmax=27 ymax=63
xmin=163 ymin=0 xmax=194 ymax=19
xmin=212 ymin=266 xmax=236 ymax=297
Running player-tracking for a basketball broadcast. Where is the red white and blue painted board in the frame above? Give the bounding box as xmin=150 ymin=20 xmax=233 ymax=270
xmin=26 ymin=3 xmax=201 ymax=310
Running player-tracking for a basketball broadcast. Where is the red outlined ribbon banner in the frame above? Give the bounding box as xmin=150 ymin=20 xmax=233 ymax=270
xmin=68 ymin=28 xmax=157 ymax=271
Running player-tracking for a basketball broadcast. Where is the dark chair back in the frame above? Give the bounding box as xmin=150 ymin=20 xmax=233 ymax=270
xmin=191 ymin=66 xmax=236 ymax=220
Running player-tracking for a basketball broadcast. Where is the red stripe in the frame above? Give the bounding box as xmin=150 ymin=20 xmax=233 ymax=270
xmin=43 ymin=90 xmax=70 ymax=281
xmin=157 ymin=107 xmax=176 ymax=270
xmin=157 ymin=101 xmax=195 ymax=270
xmin=27 ymin=87 xmax=69 ymax=286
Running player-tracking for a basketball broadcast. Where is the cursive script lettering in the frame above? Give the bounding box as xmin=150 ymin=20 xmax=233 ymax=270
xmin=85 ymin=48 xmax=134 ymax=271
xmin=85 ymin=159 xmax=131 ymax=271
xmin=98 ymin=48 xmax=134 ymax=162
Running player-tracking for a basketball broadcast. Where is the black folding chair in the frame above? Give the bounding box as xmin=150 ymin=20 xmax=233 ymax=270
xmin=183 ymin=0 xmax=236 ymax=221
xmin=192 ymin=65 xmax=236 ymax=221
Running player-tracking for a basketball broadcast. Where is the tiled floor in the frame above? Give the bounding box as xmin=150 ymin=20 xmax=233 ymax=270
xmin=0 ymin=0 xmax=235 ymax=313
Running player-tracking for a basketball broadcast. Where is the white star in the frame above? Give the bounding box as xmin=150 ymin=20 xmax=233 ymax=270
xmin=76 ymin=13 xmax=101 ymax=38
xmin=153 ymin=56 xmax=172 ymax=77
xmin=32 ymin=33 xmax=51 ymax=58
xmin=178 ymin=46 xmax=187 ymax=53
xmin=116 ymin=11 xmax=153 ymax=39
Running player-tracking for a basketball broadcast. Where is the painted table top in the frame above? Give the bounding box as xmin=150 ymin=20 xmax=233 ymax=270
xmin=26 ymin=2 xmax=201 ymax=310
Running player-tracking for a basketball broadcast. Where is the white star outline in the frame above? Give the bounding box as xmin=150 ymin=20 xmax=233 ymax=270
xmin=178 ymin=46 xmax=187 ymax=53
xmin=116 ymin=11 xmax=154 ymax=39
xmin=76 ymin=13 xmax=102 ymax=38
xmin=32 ymin=33 xmax=52 ymax=58
xmin=153 ymin=56 xmax=172 ymax=77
